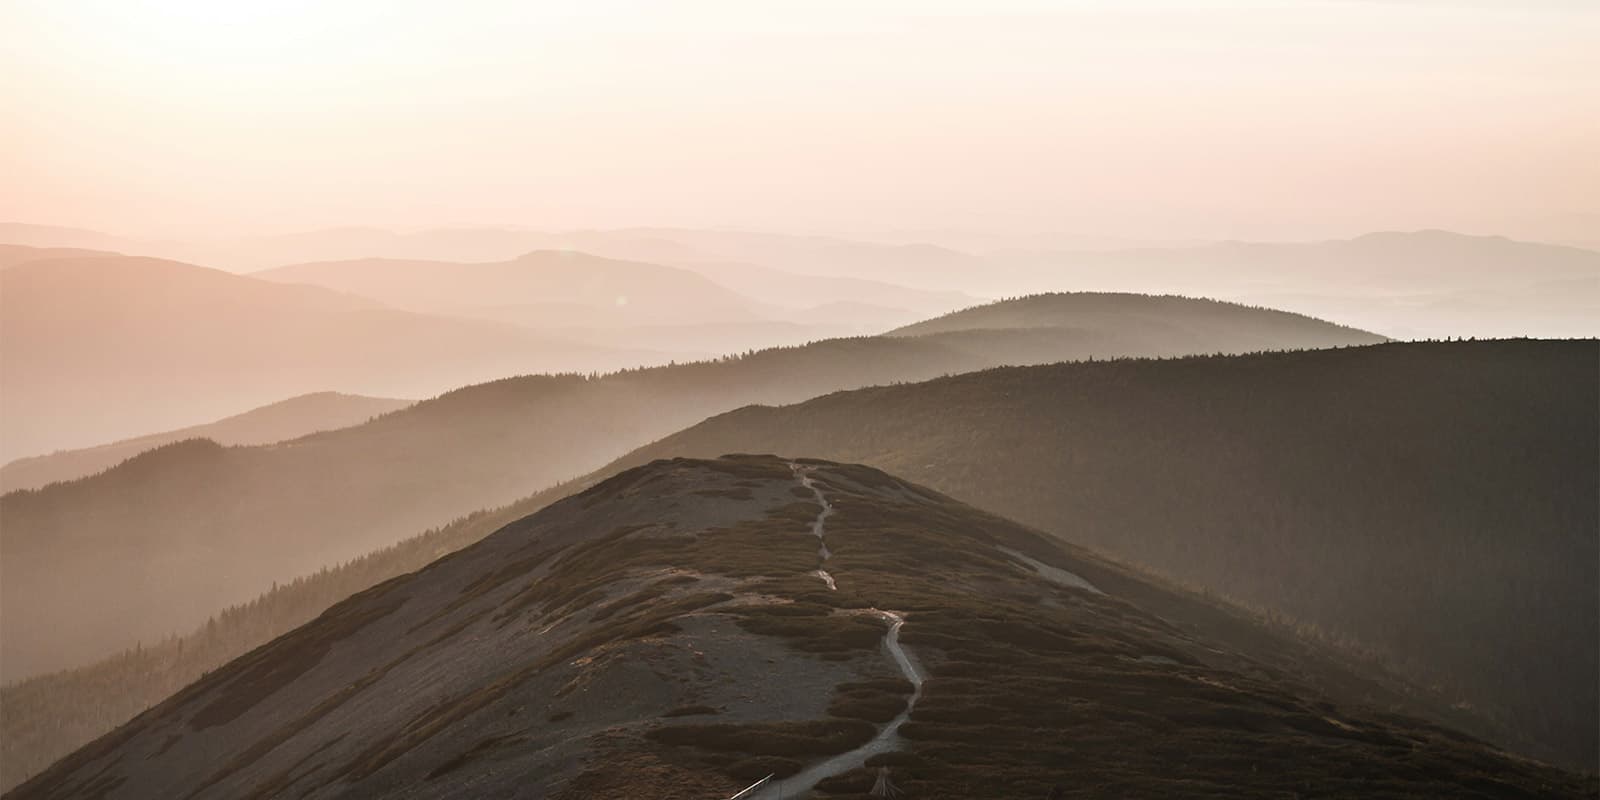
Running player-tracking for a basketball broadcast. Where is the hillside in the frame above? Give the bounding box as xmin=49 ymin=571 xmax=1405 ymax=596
xmin=11 ymin=224 xmax=1591 ymax=337
xmin=254 ymin=252 xmax=894 ymax=355
xmin=10 ymin=456 xmax=1590 ymax=799
xmin=1004 ymin=231 xmax=1600 ymax=339
xmin=569 ymin=340 xmax=1596 ymax=770
xmin=254 ymin=252 xmax=978 ymax=349
xmin=254 ymin=251 xmax=765 ymax=327
xmin=890 ymin=292 xmax=1384 ymax=353
xmin=0 ymin=254 xmax=656 ymax=460
xmin=0 ymin=294 xmax=1378 ymax=682
xmin=673 ymin=260 xmax=975 ymax=319
xmin=0 ymin=392 xmax=412 ymax=493
xmin=0 ymin=244 xmax=122 ymax=269
xmin=0 ymin=224 xmax=980 ymax=316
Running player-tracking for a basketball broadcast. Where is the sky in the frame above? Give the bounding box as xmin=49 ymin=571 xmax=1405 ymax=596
xmin=2 ymin=0 xmax=1596 ymax=243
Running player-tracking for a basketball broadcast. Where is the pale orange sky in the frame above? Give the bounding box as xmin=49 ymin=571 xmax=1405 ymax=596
xmin=2 ymin=0 xmax=1596 ymax=243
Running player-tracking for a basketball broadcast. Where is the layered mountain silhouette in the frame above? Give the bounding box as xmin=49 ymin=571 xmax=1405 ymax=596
xmin=14 ymin=339 xmax=1599 ymax=791
xmin=253 ymin=252 xmax=916 ymax=354
xmin=886 ymin=292 xmax=1376 ymax=350
xmin=9 ymin=223 xmax=1592 ymax=337
xmin=0 ymin=294 xmax=1378 ymax=684
xmin=255 ymin=252 xmax=765 ymax=327
xmin=0 ymin=251 xmax=660 ymax=460
xmin=1003 ymin=231 xmax=1600 ymax=339
xmin=0 ymin=244 xmax=122 ymax=269
xmin=665 ymin=260 xmax=974 ymax=319
xmin=9 ymin=456 xmax=1590 ymax=800
xmin=0 ymin=224 xmax=989 ymax=287
xmin=3 ymin=224 xmax=972 ymax=329
xmin=0 ymin=392 xmax=411 ymax=493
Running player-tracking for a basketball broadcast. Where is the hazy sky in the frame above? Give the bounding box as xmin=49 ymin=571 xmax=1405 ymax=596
xmin=2 ymin=0 xmax=1596 ymax=242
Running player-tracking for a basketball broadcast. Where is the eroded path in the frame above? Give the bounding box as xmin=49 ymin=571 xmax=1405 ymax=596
xmin=793 ymin=464 xmax=836 ymax=590
xmin=746 ymin=466 xmax=925 ymax=799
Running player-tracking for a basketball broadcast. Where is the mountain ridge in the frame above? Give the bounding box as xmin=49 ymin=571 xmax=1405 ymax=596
xmin=589 ymin=339 xmax=1599 ymax=770
xmin=9 ymin=456 xmax=1590 ymax=799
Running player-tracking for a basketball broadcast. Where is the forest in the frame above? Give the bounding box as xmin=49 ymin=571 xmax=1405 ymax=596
xmin=4 ymin=338 xmax=1593 ymax=786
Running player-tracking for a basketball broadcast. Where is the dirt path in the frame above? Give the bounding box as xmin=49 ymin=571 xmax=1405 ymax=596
xmin=745 ymin=466 xmax=925 ymax=798
xmin=749 ymin=609 xmax=922 ymax=799
xmin=794 ymin=465 xmax=836 ymax=586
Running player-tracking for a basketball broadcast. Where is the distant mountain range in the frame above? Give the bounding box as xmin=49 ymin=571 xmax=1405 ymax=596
xmin=0 ymin=293 xmax=1378 ymax=682
xmin=253 ymin=252 xmax=933 ymax=353
xmin=1000 ymin=230 xmax=1600 ymax=339
xmin=0 ymin=250 xmax=671 ymax=461
xmin=0 ymin=241 xmax=980 ymax=460
xmin=10 ymin=456 xmax=1591 ymax=799
xmin=0 ymin=222 xmax=980 ymax=324
xmin=0 ymin=392 xmax=411 ymax=493
xmin=6 ymin=222 xmax=1593 ymax=338
xmin=254 ymin=252 xmax=766 ymax=327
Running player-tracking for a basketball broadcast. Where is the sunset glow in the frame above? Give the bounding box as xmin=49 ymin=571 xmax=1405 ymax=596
xmin=4 ymin=1 xmax=1595 ymax=240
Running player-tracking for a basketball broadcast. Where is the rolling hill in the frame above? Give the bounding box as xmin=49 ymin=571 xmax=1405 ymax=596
xmin=0 ymin=294 xmax=1379 ymax=683
xmin=671 ymin=260 xmax=975 ymax=319
xmin=571 ymin=339 xmax=1597 ymax=770
xmin=1003 ymin=231 xmax=1600 ymax=339
xmin=254 ymin=251 xmax=766 ymax=328
xmin=0 ymin=392 xmax=412 ymax=493
xmin=0 ymin=244 xmax=123 ymax=269
xmin=9 ymin=456 xmax=1590 ymax=799
xmin=0 ymin=252 xmax=657 ymax=460
xmin=888 ymin=292 xmax=1380 ymax=352
xmin=253 ymin=252 xmax=901 ymax=355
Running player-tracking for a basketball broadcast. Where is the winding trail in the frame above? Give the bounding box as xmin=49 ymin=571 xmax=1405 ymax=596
xmin=793 ymin=465 xmax=837 ymax=590
xmin=749 ymin=610 xmax=923 ymax=799
xmin=743 ymin=465 xmax=924 ymax=799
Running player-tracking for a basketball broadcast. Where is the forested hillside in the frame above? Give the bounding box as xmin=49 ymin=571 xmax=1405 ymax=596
xmin=608 ymin=339 xmax=1598 ymax=769
xmin=8 ymin=340 xmax=1588 ymax=789
xmin=0 ymin=293 xmax=1379 ymax=682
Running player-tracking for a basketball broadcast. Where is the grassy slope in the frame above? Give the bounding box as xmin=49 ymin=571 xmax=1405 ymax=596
xmin=609 ymin=339 xmax=1600 ymax=770
xmin=10 ymin=457 xmax=1592 ymax=799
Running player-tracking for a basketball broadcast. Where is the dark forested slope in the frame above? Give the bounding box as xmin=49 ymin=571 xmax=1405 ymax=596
xmin=599 ymin=339 xmax=1599 ymax=770
xmin=11 ymin=457 xmax=1591 ymax=800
